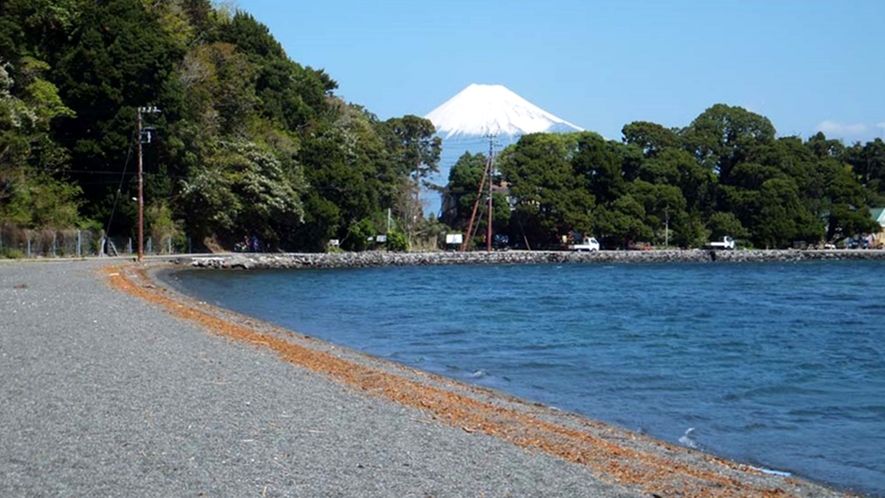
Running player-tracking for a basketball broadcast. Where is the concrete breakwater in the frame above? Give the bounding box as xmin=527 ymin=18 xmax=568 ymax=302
xmin=182 ymin=248 xmax=885 ymax=270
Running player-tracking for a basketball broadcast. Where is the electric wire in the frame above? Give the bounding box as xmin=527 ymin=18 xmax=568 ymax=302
xmin=102 ymin=129 xmax=137 ymax=245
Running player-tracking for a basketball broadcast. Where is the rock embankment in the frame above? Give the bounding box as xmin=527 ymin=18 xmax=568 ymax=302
xmin=182 ymin=249 xmax=885 ymax=270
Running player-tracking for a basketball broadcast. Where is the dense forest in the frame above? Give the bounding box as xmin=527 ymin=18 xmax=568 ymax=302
xmin=1 ymin=1 xmax=883 ymax=255
xmin=0 ymin=0 xmax=441 ymax=254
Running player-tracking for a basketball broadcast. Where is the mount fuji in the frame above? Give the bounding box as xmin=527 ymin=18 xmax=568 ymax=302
xmin=422 ymin=84 xmax=584 ymax=216
xmin=426 ymin=83 xmax=583 ymax=139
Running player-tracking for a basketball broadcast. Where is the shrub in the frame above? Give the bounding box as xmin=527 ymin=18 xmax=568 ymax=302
xmin=343 ymin=218 xmax=375 ymax=252
xmin=386 ymin=230 xmax=408 ymax=252
xmin=0 ymin=248 xmax=24 ymax=259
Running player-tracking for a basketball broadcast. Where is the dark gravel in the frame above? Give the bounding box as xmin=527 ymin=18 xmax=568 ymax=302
xmin=0 ymin=260 xmax=639 ymax=497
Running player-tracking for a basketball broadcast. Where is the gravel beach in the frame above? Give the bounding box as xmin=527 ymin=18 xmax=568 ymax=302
xmin=0 ymin=259 xmax=855 ymax=497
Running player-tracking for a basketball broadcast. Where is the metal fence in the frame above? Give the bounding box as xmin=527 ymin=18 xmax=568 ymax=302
xmin=0 ymin=225 xmax=190 ymax=258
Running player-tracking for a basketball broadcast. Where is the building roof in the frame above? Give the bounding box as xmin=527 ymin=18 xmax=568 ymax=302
xmin=871 ymin=207 xmax=885 ymax=225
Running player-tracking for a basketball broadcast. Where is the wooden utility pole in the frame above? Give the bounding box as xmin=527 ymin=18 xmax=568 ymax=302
xmin=461 ymin=134 xmax=497 ymax=252
xmin=137 ymin=109 xmax=143 ymax=263
xmin=460 ymin=156 xmax=490 ymax=252
xmin=136 ymin=106 xmax=160 ymax=263
xmin=486 ymin=136 xmax=494 ymax=252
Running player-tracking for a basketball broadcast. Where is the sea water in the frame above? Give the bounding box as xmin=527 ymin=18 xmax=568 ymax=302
xmin=171 ymin=261 xmax=885 ymax=496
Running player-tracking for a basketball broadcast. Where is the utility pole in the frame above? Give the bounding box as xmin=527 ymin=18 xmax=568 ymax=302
xmin=460 ymin=156 xmax=490 ymax=252
xmin=486 ymin=135 xmax=494 ymax=252
xmin=136 ymin=106 xmax=160 ymax=263
xmin=460 ymin=134 xmax=497 ymax=252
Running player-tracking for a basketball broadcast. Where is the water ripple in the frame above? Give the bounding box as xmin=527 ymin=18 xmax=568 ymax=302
xmin=176 ymin=260 xmax=885 ymax=497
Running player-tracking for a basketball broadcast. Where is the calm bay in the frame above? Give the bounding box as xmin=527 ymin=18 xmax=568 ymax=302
xmin=171 ymin=260 xmax=885 ymax=496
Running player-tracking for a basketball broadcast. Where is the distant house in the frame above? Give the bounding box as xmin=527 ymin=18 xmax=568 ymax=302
xmin=872 ymin=207 xmax=885 ymax=247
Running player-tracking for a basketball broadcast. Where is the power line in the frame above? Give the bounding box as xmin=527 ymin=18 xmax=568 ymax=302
xmin=103 ymin=128 xmax=136 ymax=237
xmin=461 ymin=133 xmax=500 ymax=252
xmin=37 ymin=169 xmax=160 ymax=176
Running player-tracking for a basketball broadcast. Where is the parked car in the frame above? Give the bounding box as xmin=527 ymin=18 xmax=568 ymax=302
xmin=705 ymin=236 xmax=735 ymax=250
xmin=569 ymin=237 xmax=600 ymax=252
xmin=844 ymin=238 xmax=869 ymax=249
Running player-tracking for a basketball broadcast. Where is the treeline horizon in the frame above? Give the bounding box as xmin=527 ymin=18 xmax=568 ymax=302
xmin=1 ymin=2 xmax=883 ymax=253
xmin=444 ymin=110 xmax=885 ymax=249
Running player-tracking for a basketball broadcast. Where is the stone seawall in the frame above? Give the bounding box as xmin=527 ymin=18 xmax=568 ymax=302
xmin=181 ymin=249 xmax=885 ymax=270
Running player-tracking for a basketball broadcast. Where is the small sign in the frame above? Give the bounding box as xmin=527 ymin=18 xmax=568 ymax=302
xmin=446 ymin=234 xmax=463 ymax=245
xmin=375 ymin=235 xmax=387 ymax=243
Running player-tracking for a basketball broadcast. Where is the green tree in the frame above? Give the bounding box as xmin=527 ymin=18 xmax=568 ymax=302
xmin=498 ymin=133 xmax=594 ymax=248
xmin=0 ymin=0 xmax=426 ymax=254
xmin=681 ymin=104 xmax=776 ymax=181
xmin=818 ymin=160 xmax=880 ymax=242
xmin=217 ymin=11 xmax=335 ymax=131
xmin=380 ymin=115 xmax=441 ymax=183
xmin=638 ymin=147 xmax=715 ymax=214
xmin=377 ymin=115 xmax=441 ymax=246
xmin=753 ymin=178 xmax=815 ymax=248
xmin=0 ymin=58 xmax=80 ymax=228
xmin=622 ymin=121 xmax=681 ymax=157
xmin=47 ymin=0 xmax=185 ymax=233
xmin=629 ymin=180 xmax=687 ymax=245
xmin=572 ymin=132 xmax=625 ymax=206
xmin=706 ymin=211 xmax=749 ymax=241
xmin=180 ymin=140 xmax=304 ymax=247
xmin=592 ymin=194 xmax=651 ymax=248
xmin=846 ymin=138 xmax=885 ymax=199
xmin=806 ymin=131 xmax=845 ymax=161
xmin=342 ymin=217 xmax=376 ymax=252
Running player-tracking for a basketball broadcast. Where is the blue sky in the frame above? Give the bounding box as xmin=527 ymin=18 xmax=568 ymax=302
xmin=235 ymin=0 xmax=885 ymax=143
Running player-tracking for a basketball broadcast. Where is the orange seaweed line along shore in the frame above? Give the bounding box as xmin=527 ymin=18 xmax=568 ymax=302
xmin=104 ymin=264 xmax=811 ymax=498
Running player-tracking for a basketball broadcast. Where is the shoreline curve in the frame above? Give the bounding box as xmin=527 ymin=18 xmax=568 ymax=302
xmin=130 ymin=260 xmax=856 ymax=497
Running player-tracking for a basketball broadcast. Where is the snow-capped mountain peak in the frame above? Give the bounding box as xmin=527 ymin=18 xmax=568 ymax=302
xmin=425 ymin=83 xmax=583 ymax=139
